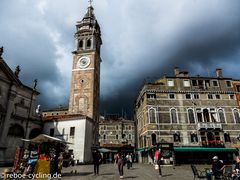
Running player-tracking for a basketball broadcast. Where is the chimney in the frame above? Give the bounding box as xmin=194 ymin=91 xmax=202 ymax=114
xmin=174 ymin=67 xmax=180 ymax=76
xmin=216 ymin=68 xmax=222 ymax=78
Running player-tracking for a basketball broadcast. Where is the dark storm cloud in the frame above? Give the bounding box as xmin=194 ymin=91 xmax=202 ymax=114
xmin=1 ymin=0 xmax=240 ymax=117
xmin=99 ymin=0 xmax=240 ymax=117
xmin=0 ymin=0 xmax=68 ymax=107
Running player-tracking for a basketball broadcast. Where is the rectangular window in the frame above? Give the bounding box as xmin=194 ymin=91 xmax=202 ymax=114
xmin=147 ymin=93 xmax=156 ymax=99
xmin=70 ymin=127 xmax=75 ymax=136
xmin=185 ymin=94 xmax=191 ymax=99
xmin=205 ymin=80 xmax=210 ymax=88
xmin=236 ymin=85 xmax=240 ymax=92
xmin=50 ymin=128 xmax=54 ymax=137
xmin=167 ymin=80 xmax=174 ymax=87
xmin=229 ymin=95 xmax=235 ymax=100
xmin=116 ymin=125 xmax=118 ymax=130
xmin=215 ymin=94 xmax=221 ymax=99
xmin=192 ymin=80 xmax=198 ymax=86
xmin=198 ymin=80 xmax=204 ymax=89
xmin=169 ymin=94 xmax=175 ymax=99
xmin=193 ymin=94 xmax=199 ymax=99
xmin=183 ymin=80 xmax=190 ymax=87
xmin=226 ymin=81 xmax=231 ymax=87
xmin=208 ymin=94 xmax=213 ymax=99
xmin=212 ymin=80 xmax=219 ymax=87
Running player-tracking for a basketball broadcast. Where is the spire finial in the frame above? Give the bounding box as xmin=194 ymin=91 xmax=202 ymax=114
xmin=88 ymin=0 xmax=93 ymax=6
xmin=0 ymin=46 xmax=4 ymax=58
xmin=15 ymin=65 xmax=21 ymax=78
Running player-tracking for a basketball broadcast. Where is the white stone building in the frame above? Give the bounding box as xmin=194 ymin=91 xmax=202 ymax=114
xmin=42 ymin=112 xmax=93 ymax=163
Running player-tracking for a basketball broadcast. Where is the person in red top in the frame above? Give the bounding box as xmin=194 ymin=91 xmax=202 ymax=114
xmin=154 ymin=149 xmax=162 ymax=177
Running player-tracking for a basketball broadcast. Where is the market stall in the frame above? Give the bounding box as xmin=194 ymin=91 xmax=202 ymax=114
xmin=12 ymin=134 xmax=70 ymax=179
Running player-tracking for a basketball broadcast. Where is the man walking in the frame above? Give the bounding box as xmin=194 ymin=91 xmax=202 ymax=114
xmin=92 ymin=150 xmax=102 ymax=175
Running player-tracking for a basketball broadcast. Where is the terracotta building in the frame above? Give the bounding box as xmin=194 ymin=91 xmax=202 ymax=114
xmin=99 ymin=116 xmax=135 ymax=150
xmin=135 ymin=68 xmax=240 ymax=164
xmin=98 ymin=115 xmax=136 ymax=162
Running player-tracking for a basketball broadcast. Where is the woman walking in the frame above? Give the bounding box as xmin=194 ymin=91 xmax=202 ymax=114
xmin=154 ymin=149 xmax=162 ymax=177
xmin=115 ymin=151 xmax=125 ymax=179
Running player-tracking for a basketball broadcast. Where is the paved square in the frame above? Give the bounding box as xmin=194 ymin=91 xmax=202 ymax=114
xmin=0 ymin=163 xmax=211 ymax=180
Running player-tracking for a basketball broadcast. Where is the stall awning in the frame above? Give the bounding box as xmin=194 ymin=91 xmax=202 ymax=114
xmin=174 ymin=147 xmax=238 ymax=153
xmin=21 ymin=134 xmax=72 ymax=144
xmin=136 ymin=148 xmax=146 ymax=152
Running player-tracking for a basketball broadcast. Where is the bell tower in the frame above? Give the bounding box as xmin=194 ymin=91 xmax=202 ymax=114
xmin=68 ymin=3 xmax=102 ymax=125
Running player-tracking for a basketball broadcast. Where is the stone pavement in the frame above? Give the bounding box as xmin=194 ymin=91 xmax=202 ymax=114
xmin=0 ymin=163 xmax=211 ymax=180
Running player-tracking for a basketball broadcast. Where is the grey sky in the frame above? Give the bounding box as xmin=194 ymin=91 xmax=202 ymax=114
xmin=0 ymin=0 xmax=240 ymax=118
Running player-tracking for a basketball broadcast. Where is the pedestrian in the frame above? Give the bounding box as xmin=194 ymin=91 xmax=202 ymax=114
xmin=57 ymin=152 xmax=64 ymax=174
xmin=92 ymin=150 xmax=102 ymax=175
xmin=154 ymin=148 xmax=162 ymax=177
xmin=126 ymin=153 xmax=132 ymax=169
xmin=115 ymin=151 xmax=125 ymax=179
xmin=207 ymin=156 xmax=225 ymax=180
xmin=172 ymin=151 xmax=176 ymax=169
xmin=70 ymin=153 xmax=75 ymax=166
xmin=130 ymin=153 xmax=133 ymax=168
xmin=232 ymin=156 xmax=240 ymax=180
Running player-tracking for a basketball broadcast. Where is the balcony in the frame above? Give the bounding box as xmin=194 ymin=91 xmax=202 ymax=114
xmin=197 ymin=123 xmax=222 ymax=130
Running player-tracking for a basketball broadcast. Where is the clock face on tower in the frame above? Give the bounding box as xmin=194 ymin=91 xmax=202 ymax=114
xmin=77 ymin=56 xmax=91 ymax=69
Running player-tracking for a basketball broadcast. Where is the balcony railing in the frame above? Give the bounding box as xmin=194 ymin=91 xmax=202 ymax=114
xmin=197 ymin=123 xmax=222 ymax=130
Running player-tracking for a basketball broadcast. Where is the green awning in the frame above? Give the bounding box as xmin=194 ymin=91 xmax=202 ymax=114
xmin=136 ymin=148 xmax=146 ymax=152
xmin=174 ymin=147 xmax=238 ymax=153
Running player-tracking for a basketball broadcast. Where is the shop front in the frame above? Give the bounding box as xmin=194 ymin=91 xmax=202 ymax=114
xmin=174 ymin=147 xmax=238 ymax=164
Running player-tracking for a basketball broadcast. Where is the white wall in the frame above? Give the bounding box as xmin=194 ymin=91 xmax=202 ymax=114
xmin=43 ymin=118 xmax=93 ymax=163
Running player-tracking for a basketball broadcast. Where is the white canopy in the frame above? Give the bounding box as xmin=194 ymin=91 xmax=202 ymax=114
xmin=21 ymin=134 xmax=71 ymax=144
xmin=98 ymin=148 xmax=111 ymax=153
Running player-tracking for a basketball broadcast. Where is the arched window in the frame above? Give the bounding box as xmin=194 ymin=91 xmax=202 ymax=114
xmin=151 ymin=133 xmax=157 ymax=145
xmin=203 ymin=109 xmax=210 ymax=122
xmin=170 ymin=108 xmax=178 ymax=124
xmin=144 ymin=136 xmax=147 ymax=147
xmin=129 ymin=134 xmax=131 ymax=140
xmin=173 ymin=133 xmax=180 ymax=142
xmin=149 ymin=108 xmax=156 ymax=123
xmin=233 ymin=109 xmax=240 ymax=123
xmin=8 ymin=124 xmax=24 ymax=138
xmin=103 ymin=134 xmax=106 ymax=140
xmin=79 ymin=40 xmax=83 ymax=48
xmin=190 ymin=133 xmax=198 ymax=143
xmin=207 ymin=132 xmax=214 ymax=141
xmin=116 ymin=134 xmax=118 ymax=140
xmin=87 ymin=39 xmax=91 ymax=48
xmin=218 ymin=109 xmax=225 ymax=123
xmin=188 ymin=109 xmax=195 ymax=123
xmin=224 ymin=133 xmax=231 ymax=142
